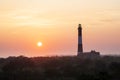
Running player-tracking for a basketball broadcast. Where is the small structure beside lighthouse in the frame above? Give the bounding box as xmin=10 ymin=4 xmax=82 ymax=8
xmin=77 ymin=24 xmax=100 ymax=56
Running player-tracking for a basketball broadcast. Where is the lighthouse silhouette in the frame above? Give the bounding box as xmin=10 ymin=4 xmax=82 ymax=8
xmin=77 ymin=24 xmax=100 ymax=56
xmin=77 ymin=24 xmax=83 ymax=55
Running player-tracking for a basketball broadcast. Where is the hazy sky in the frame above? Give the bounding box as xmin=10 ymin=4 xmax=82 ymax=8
xmin=0 ymin=0 xmax=120 ymax=57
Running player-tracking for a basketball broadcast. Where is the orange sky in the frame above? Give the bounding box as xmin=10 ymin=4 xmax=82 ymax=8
xmin=0 ymin=0 xmax=120 ymax=57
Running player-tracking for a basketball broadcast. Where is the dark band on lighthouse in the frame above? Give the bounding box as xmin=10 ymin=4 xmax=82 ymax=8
xmin=78 ymin=24 xmax=83 ymax=55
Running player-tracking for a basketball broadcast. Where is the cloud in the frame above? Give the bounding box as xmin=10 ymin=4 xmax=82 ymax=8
xmin=100 ymin=18 xmax=120 ymax=23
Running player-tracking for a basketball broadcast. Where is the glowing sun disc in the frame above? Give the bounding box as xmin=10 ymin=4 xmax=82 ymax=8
xmin=37 ymin=42 xmax=42 ymax=47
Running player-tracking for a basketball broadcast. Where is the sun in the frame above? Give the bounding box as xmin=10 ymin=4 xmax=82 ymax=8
xmin=37 ymin=42 xmax=42 ymax=47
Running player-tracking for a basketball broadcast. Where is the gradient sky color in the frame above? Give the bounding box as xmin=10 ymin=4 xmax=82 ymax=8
xmin=0 ymin=0 xmax=120 ymax=57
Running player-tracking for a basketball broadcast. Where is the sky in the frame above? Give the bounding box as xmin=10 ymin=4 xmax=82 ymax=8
xmin=0 ymin=0 xmax=120 ymax=57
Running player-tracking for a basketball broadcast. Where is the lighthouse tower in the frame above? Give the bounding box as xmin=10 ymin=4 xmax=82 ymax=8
xmin=78 ymin=24 xmax=83 ymax=55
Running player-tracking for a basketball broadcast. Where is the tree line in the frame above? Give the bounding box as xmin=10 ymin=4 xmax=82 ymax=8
xmin=0 ymin=55 xmax=120 ymax=80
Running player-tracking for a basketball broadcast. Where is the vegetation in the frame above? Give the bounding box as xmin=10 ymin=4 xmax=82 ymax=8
xmin=0 ymin=55 xmax=120 ymax=80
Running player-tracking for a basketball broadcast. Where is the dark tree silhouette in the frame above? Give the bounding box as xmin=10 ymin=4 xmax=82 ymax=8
xmin=0 ymin=56 xmax=120 ymax=80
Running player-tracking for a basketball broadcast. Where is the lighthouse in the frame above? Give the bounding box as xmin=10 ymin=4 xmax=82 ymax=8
xmin=77 ymin=24 xmax=100 ymax=56
xmin=78 ymin=24 xmax=83 ymax=55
